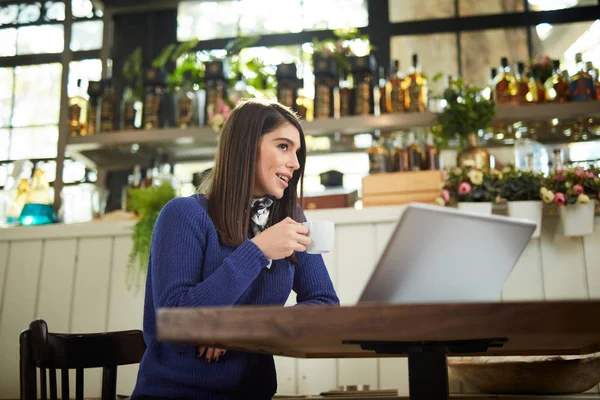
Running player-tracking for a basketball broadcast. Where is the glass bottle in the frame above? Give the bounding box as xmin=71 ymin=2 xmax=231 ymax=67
xmin=515 ymin=62 xmax=530 ymax=104
xmin=176 ymin=72 xmax=200 ymax=128
xmin=422 ymin=133 xmax=439 ymax=170
xmin=392 ymin=133 xmax=408 ymax=172
xmin=374 ymin=66 xmax=389 ymax=115
xmin=68 ymin=78 xmax=89 ymax=137
xmin=389 ymin=59 xmax=406 ymax=113
xmin=99 ymin=78 xmax=117 ymax=133
xmin=494 ymin=57 xmax=517 ymax=105
xmin=527 ymin=69 xmax=545 ymax=103
xmin=367 ymin=134 xmax=390 ymax=174
xmin=586 ymin=62 xmax=600 ymax=100
xmin=120 ymin=86 xmax=142 ymax=131
xmin=338 ymin=70 xmax=354 ymax=117
xmin=569 ymin=53 xmax=594 ymax=101
xmin=544 ymin=60 xmax=570 ymax=102
xmin=353 ymin=64 xmax=373 ymax=116
xmin=86 ymin=81 xmax=103 ymax=135
xmin=405 ymin=54 xmax=427 ymax=112
xmin=482 ymin=68 xmax=497 ymax=103
xmin=313 ymin=56 xmax=336 ymax=119
xmin=405 ymin=132 xmax=422 ymax=171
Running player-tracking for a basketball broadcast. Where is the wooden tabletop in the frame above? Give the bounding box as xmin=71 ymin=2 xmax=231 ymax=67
xmin=156 ymin=301 xmax=600 ymax=358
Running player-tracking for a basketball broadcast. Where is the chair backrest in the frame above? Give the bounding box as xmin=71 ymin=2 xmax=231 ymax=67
xmin=20 ymin=319 xmax=146 ymax=400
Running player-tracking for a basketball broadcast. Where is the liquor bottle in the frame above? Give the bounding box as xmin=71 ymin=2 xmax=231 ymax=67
xmin=374 ymin=66 xmax=389 ymax=115
xmin=422 ymin=133 xmax=439 ymax=170
xmin=494 ymin=57 xmax=517 ymax=105
xmin=176 ymin=71 xmax=200 ymax=128
xmin=405 ymin=132 xmax=422 ymax=171
xmin=99 ymin=78 xmax=117 ymax=133
xmin=68 ymin=79 xmax=88 ymax=137
xmin=142 ymin=68 xmax=167 ymax=129
xmin=405 ymin=54 xmax=427 ymax=112
xmin=391 ymin=133 xmax=408 ymax=172
xmin=482 ymin=68 xmax=497 ymax=103
xmin=351 ymin=55 xmax=374 ymax=116
xmin=367 ymin=134 xmax=390 ymax=174
xmin=275 ymin=63 xmax=300 ymax=112
xmin=120 ymin=86 xmax=142 ymax=131
xmin=586 ymin=62 xmax=600 ymax=100
xmin=515 ymin=62 xmax=529 ymax=104
xmin=389 ymin=59 xmax=406 ymax=113
xmin=87 ymin=81 xmax=103 ymax=135
xmin=528 ymin=69 xmax=545 ymax=103
xmin=544 ymin=60 xmax=570 ymax=102
xmin=313 ymin=55 xmax=336 ymax=119
xmin=338 ymin=70 xmax=354 ymax=117
xmin=569 ymin=53 xmax=594 ymax=101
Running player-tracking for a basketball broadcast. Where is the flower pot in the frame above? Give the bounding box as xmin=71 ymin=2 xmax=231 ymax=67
xmin=559 ymin=201 xmax=596 ymax=237
xmin=457 ymin=133 xmax=492 ymax=169
xmin=457 ymin=202 xmax=493 ymax=215
xmin=507 ymin=200 xmax=543 ymax=238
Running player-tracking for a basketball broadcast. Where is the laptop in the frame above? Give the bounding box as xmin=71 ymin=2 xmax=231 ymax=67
xmin=358 ymin=203 xmax=536 ymax=304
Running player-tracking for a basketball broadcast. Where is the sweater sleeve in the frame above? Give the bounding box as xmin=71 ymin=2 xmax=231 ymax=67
xmin=150 ymin=197 xmax=270 ymax=308
xmin=292 ymin=210 xmax=340 ymax=306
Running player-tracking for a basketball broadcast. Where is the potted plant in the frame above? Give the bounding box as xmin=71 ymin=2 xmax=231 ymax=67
xmin=499 ymin=167 xmax=544 ymax=238
xmin=436 ymin=78 xmax=496 ymax=168
xmin=126 ymin=182 xmax=176 ymax=290
xmin=439 ymin=164 xmax=501 ymax=215
xmin=541 ymin=166 xmax=600 ymax=236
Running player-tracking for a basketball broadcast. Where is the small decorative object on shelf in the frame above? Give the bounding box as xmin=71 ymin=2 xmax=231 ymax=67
xmin=436 ymin=77 xmax=496 ymax=168
xmin=541 ymin=166 xmax=600 ymax=236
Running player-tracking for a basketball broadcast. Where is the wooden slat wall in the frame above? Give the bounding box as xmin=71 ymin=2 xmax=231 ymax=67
xmin=1 ymin=216 xmax=599 ymax=398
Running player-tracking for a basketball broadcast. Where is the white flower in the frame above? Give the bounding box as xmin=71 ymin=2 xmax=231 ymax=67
xmin=541 ymin=190 xmax=555 ymax=204
xmin=577 ymin=194 xmax=590 ymax=204
xmin=540 ymin=187 xmax=548 ymax=196
xmin=434 ymin=197 xmax=446 ymax=207
xmin=502 ymin=166 xmax=512 ymax=174
xmin=462 ymin=159 xmax=476 ymax=167
xmin=565 ymin=181 xmax=572 ymax=189
xmin=468 ymin=170 xmax=484 ymax=185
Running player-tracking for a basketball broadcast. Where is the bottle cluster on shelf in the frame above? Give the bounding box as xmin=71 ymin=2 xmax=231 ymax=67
xmin=367 ymin=131 xmax=439 ymax=175
xmin=487 ymin=52 xmax=600 ymax=105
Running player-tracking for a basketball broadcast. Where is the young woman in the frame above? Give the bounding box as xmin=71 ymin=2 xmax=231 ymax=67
xmin=131 ymin=99 xmax=339 ymax=400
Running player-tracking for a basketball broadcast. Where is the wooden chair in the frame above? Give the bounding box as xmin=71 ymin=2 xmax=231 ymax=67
xmin=20 ymin=319 xmax=146 ymax=400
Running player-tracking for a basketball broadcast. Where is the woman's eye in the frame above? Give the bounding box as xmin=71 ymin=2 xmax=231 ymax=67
xmin=278 ymin=143 xmax=288 ymax=150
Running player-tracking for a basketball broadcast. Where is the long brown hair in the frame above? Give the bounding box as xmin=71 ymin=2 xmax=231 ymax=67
xmin=199 ymin=99 xmax=306 ymax=260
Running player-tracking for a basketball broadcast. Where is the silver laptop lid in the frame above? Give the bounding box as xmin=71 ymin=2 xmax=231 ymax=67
xmin=358 ymin=203 xmax=536 ymax=304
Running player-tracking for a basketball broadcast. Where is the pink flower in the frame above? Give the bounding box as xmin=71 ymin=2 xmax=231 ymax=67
xmin=441 ymin=189 xmax=450 ymax=203
xmin=573 ymin=184 xmax=584 ymax=195
xmin=575 ymin=168 xmax=586 ymax=178
xmin=554 ymin=173 xmax=565 ymax=182
xmin=588 ymin=171 xmax=598 ymax=179
xmin=554 ymin=192 xmax=567 ymax=206
xmin=458 ymin=182 xmax=471 ymax=195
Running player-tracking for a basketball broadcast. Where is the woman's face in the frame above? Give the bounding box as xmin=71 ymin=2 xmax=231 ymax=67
xmin=253 ymin=123 xmax=301 ymax=199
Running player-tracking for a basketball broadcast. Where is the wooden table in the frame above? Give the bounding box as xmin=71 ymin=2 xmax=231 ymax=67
xmin=157 ymin=301 xmax=600 ymax=400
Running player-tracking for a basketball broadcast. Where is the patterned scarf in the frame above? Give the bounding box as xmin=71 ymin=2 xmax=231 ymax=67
xmin=249 ymin=195 xmax=275 ymax=268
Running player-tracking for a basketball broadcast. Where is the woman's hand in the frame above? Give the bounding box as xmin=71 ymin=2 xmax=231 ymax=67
xmin=197 ymin=346 xmax=226 ymax=363
xmin=251 ymin=217 xmax=311 ymax=259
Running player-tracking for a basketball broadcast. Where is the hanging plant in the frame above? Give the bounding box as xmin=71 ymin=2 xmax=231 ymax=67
xmin=126 ymin=182 xmax=176 ymax=290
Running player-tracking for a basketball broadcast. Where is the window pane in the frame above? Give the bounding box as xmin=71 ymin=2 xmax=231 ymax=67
xmin=12 ymin=63 xmax=62 ymax=127
xmin=9 ymin=126 xmax=58 ymax=159
xmin=0 ymin=28 xmax=16 ymax=57
xmin=460 ymin=28 xmax=528 ymax=89
xmin=72 ymin=0 xmax=94 ymax=18
xmin=238 ymin=0 xmax=302 ymax=35
xmin=389 ymin=0 xmax=454 ymax=22
xmin=70 ymin=20 xmax=103 ymax=51
xmin=532 ymin=20 xmax=600 ymax=75
xmin=0 ymin=129 xmax=9 ymax=160
xmin=46 ymin=1 xmax=66 ymax=21
xmin=0 ymin=68 xmax=13 ymax=128
xmin=177 ymin=1 xmax=239 ymax=41
xmin=459 ymin=0 xmax=524 ymax=17
xmin=302 ymin=0 xmax=368 ymax=30
xmin=0 ymin=5 xmax=19 ymax=26
xmin=17 ymin=25 xmax=64 ymax=55
xmin=390 ymin=33 xmax=459 ymax=97
xmin=68 ymin=59 xmax=102 ymax=96
xmin=528 ymin=0 xmax=598 ymax=11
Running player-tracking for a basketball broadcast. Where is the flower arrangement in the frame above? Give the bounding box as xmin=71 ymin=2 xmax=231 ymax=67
xmin=499 ymin=167 xmax=543 ymax=202
xmin=540 ymin=166 xmax=600 ymax=207
xmin=436 ymin=164 xmax=502 ymax=206
xmin=207 ymin=97 xmax=233 ymax=133
xmin=528 ymin=54 xmax=553 ymax=84
xmin=312 ymin=28 xmax=372 ymax=75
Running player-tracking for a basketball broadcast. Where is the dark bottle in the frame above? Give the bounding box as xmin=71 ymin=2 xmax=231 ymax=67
xmin=544 ymin=60 xmax=570 ymax=102
xmin=515 ymin=62 xmax=529 ymax=105
xmin=374 ymin=66 xmax=389 ymax=115
xmin=275 ymin=63 xmax=300 ymax=112
xmin=86 ymin=80 xmax=103 ymax=135
xmin=392 ymin=133 xmax=408 ymax=172
xmin=422 ymin=133 xmax=440 ymax=170
xmin=313 ymin=55 xmax=337 ymax=119
xmin=405 ymin=132 xmax=422 ymax=171
xmin=351 ymin=55 xmax=375 ymax=116
xmin=338 ymin=69 xmax=354 ymax=117
xmin=367 ymin=135 xmax=390 ymax=174
xmin=569 ymin=53 xmax=594 ymax=101
xmin=142 ymin=68 xmax=167 ymax=130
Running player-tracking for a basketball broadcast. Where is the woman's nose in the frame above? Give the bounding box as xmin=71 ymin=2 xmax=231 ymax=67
xmin=287 ymin=153 xmax=300 ymax=170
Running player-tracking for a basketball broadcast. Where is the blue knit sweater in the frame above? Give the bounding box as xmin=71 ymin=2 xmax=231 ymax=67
xmin=131 ymin=195 xmax=339 ymax=400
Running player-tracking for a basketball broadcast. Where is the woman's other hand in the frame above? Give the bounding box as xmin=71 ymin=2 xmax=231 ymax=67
xmin=251 ymin=217 xmax=311 ymax=259
xmin=197 ymin=346 xmax=226 ymax=363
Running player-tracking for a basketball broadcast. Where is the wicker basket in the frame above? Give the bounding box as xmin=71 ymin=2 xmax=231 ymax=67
xmin=449 ymin=356 xmax=600 ymax=395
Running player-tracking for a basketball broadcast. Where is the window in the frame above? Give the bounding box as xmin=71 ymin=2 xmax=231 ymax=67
xmin=528 ymin=0 xmax=598 ymax=11
xmin=459 ymin=0 xmax=524 ymax=17
xmin=389 ymin=0 xmax=455 ymax=22
xmin=177 ymin=0 xmax=368 ymax=41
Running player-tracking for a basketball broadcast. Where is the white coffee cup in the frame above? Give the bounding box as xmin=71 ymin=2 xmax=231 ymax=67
xmin=303 ymin=220 xmax=335 ymax=254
